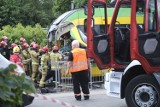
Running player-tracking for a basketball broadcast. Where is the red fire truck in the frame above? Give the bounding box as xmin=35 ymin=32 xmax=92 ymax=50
xmin=86 ymin=0 xmax=160 ymax=107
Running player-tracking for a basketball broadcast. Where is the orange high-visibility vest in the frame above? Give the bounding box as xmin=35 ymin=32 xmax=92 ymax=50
xmin=69 ymin=48 xmax=88 ymax=73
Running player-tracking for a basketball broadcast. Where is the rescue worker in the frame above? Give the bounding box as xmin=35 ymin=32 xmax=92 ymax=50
xmin=18 ymin=37 xmax=26 ymax=51
xmin=30 ymin=42 xmax=35 ymax=49
xmin=0 ymin=41 xmax=6 ymax=54
xmin=26 ymin=42 xmax=36 ymax=78
xmin=29 ymin=42 xmax=35 ymax=54
xmin=0 ymin=40 xmax=10 ymax=60
xmin=10 ymin=43 xmax=17 ymax=55
xmin=22 ymin=43 xmax=31 ymax=76
xmin=49 ymin=45 xmax=62 ymax=81
xmin=30 ymin=44 xmax=40 ymax=83
xmin=39 ymin=46 xmax=50 ymax=88
xmin=10 ymin=46 xmax=23 ymax=68
xmin=2 ymin=36 xmax=11 ymax=60
xmin=2 ymin=36 xmax=8 ymax=42
xmin=66 ymin=40 xmax=90 ymax=101
xmin=20 ymin=37 xmax=26 ymax=45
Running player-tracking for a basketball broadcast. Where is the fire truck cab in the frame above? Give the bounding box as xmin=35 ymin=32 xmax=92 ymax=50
xmin=86 ymin=0 xmax=160 ymax=106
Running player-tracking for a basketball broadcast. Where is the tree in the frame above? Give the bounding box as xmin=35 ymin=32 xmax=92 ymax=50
xmin=19 ymin=0 xmax=54 ymax=27
xmin=0 ymin=0 xmax=111 ymax=28
xmin=74 ymin=0 xmax=88 ymax=8
xmin=0 ymin=0 xmax=54 ymax=28
xmin=52 ymin=0 xmax=71 ymax=19
xmin=0 ymin=0 xmax=21 ymax=28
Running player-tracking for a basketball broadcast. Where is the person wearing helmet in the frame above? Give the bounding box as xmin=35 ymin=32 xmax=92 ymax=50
xmin=28 ymin=42 xmax=35 ymax=56
xmin=49 ymin=45 xmax=62 ymax=81
xmin=20 ymin=37 xmax=26 ymax=44
xmin=11 ymin=43 xmax=17 ymax=49
xmin=1 ymin=36 xmax=10 ymax=60
xmin=39 ymin=46 xmax=50 ymax=89
xmin=2 ymin=36 xmax=8 ymax=42
xmin=10 ymin=43 xmax=17 ymax=55
xmin=19 ymin=37 xmax=26 ymax=51
xmin=0 ymin=40 xmax=10 ymax=60
xmin=30 ymin=42 xmax=35 ymax=48
xmin=30 ymin=44 xmax=40 ymax=83
xmin=10 ymin=46 xmax=23 ymax=67
xmin=0 ymin=41 xmax=7 ymax=54
xmin=21 ymin=43 xmax=31 ymax=76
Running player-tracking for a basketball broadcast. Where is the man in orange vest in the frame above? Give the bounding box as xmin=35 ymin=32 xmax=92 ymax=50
xmin=66 ymin=40 xmax=90 ymax=101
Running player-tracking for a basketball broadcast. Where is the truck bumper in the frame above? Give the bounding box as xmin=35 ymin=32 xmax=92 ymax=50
xmin=104 ymin=70 xmax=123 ymax=98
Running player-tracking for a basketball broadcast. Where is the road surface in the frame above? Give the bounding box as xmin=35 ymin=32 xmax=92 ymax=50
xmin=27 ymin=89 xmax=127 ymax=107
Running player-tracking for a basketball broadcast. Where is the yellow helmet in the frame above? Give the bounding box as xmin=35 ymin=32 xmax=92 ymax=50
xmin=13 ymin=46 xmax=20 ymax=53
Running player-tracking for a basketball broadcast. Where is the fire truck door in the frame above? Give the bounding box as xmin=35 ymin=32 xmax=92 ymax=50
xmin=134 ymin=0 xmax=160 ymax=71
xmin=87 ymin=0 xmax=110 ymax=69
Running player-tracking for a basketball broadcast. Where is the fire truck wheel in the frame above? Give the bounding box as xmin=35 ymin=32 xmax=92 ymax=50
xmin=125 ymin=74 xmax=160 ymax=107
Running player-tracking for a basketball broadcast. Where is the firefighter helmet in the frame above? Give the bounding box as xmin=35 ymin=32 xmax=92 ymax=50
xmin=22 ymin=43 xmax=29 ymax=49
xmin=11 ymin=43 xmax=17 ymax=49
xmin=42 ymin=46 xmax=49 ymax=53
xmin=0 ymin=41 xmax=7 ymax=47
xmin=2 ymin=36 xmax=8 ymax=40
xmin=20 ymin=37 xmax=26 ymax=42
xmin=52 ymin=45 xmax=59 ymax=51
xmin=30 ymin=42 xmax=35 ymax=47
xmin=13 ymin=46 xmax=20 ymax=53
xmin=33 ymin=44 xmax=39 ymax=50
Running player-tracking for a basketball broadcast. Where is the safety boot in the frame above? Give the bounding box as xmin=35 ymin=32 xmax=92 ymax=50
xmin=75 ymin=95 xmax=81 ymax=101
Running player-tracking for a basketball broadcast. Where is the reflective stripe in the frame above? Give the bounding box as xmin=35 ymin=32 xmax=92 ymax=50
xmin=72 ymin=62 xmax=88 ymax=69
xmin=43 ymin=66 xmax=48 ymax=68
xmin=40 ymin=81 xmax=46 ymax=85
xmin=51 ymin=66 xmax=61 ymax=70
xmin=32 ymin=62 xmax=39 ymax=65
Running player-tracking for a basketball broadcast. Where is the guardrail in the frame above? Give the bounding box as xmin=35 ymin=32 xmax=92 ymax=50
xmin=45 ymin=60 xmax=108 ymax=91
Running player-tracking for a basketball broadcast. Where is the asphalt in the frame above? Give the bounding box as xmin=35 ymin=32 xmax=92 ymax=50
xmin=26 ymin=88 xmax=126 ymax=107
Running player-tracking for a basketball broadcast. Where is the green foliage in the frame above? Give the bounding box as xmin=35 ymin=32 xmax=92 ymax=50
xmin=0 ymin=0 xmax=54 ymax=28
xmin=0 ymin=64 xmax=36 ymax=106
xmin=52 ymin=0 xmax=71 ymax=19
xmin=0 ymin=23 xmax=47 ymax=47
xmin=74 ymin=0 xmax=88 ymax=8
xmin=52 ymin=0 xmax=88 ymax=19
xmin=52 ymin=0 xmax=111 ymax=21
xmin=0 ymin=0 xmax=21 ymax=28
xmin=0 ymin=0 xmax=111 ymax=28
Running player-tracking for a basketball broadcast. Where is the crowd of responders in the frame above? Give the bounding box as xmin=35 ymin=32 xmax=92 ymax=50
xmin=0 ymin=35 xmax=65 ymax=92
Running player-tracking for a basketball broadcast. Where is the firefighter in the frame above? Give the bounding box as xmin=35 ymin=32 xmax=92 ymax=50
xmin=30 ymin=42 xmax=35 ymax=49
xmin=39 ymin=46 xmax=50 ymax=88
xmin=20 ymin=37 xmax=26 ymax=45
xmin=28 ymin=42 xmax=35 ymax=55
xmin=0 ymin=41 xmax=6 ymax=54
xmin=19 ymin=37 xmax=26 ymax=51
xmin=2 ymin=36 xmax=8 ymax=43
xmin=22 ymin=43 xmax=31 ymax=76
xmin=10 ymin=46 xmax=23 ymax=68
xmin=0 ymin=40 xmax=10 ymax=60
xmin=2 ymin=36 xmax=11 ymax=60
xmin=49 ymin=45 xmax=62 ymax=81
xmin=10 ymin=43 xmax=17 ymax=55
xmin=30 ymin=44 xmax=40 ymax=83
